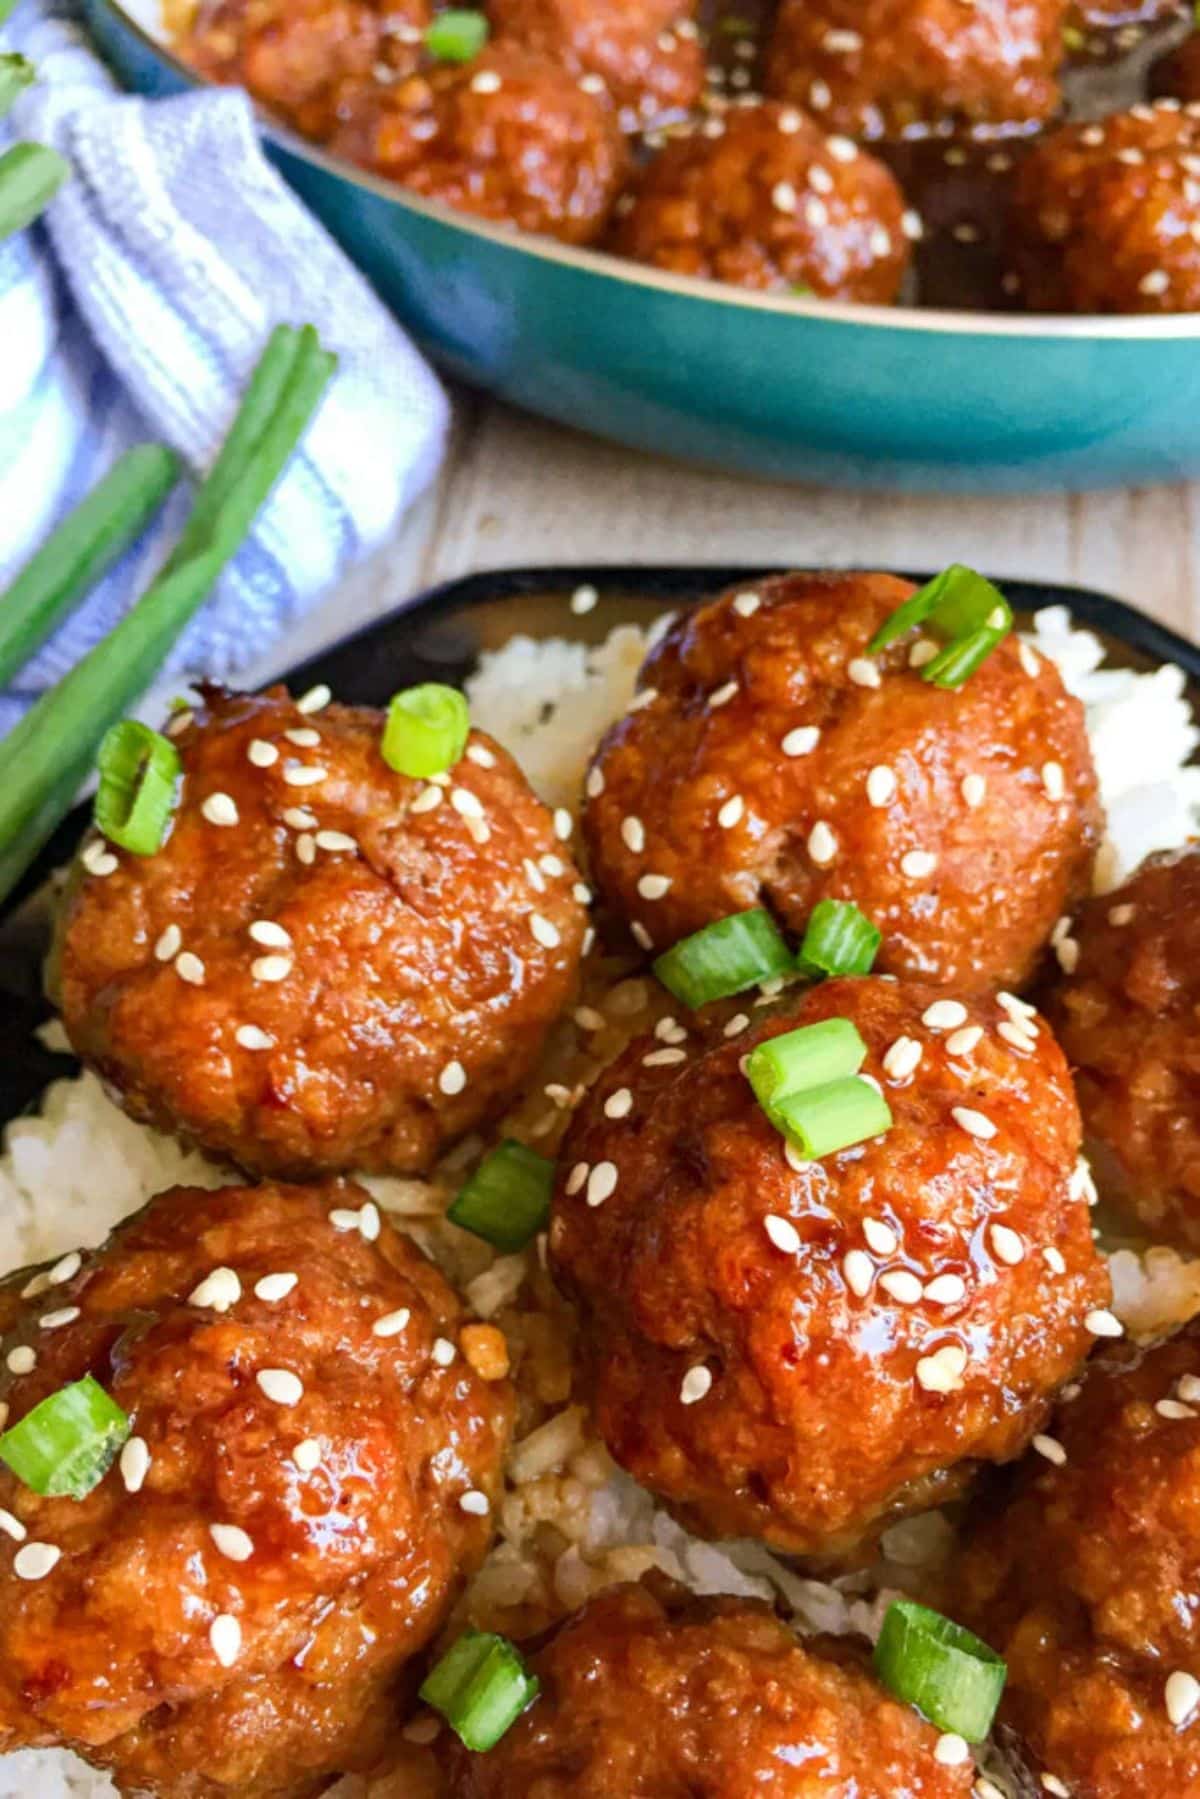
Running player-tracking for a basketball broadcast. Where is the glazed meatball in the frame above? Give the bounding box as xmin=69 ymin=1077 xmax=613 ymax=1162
xmin=1150 ymin=34 xmax=1200 ymax=102
xmin=958 ymin=1321 xmax=1200 ymax=1798
xmin=0 ymin=1180 xmax=512 ymax=1796
xmin=763 ymin=0 xmax=1067 ymax=139
xmin=488 ymin=0 xmax=703 ymax=133
xmin=1009 ymin=105 xmax=1200 ymax=312
xmin=611 ymin=103 xmax=912 ymax=301
xmin=56 ymin=685 xmax=586 ymax=1179
xmin=582 ymin=572 xmax=1101 ymax=994
xmin=445 ymin=1579 xmax=976 ymax=1795
xmin=1044 ymin=846 xmax=1200 ymax=1249
xmin=550 ymin=976 xmax=1109 ymax=1559
xmin=327 ymin=45 xmax=627 ymax=243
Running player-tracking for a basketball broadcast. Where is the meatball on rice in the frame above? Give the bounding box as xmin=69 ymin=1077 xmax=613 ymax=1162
xmin=1045 ymin=845 xmax=1200 ymax=1250
xmin=763 ymin=0 xmax=1068 ymax=139
xmin=56 ymin=684 xmax=586 ymax=1180
xmin=959 ymin=1320 xmax=1200 ymax=1799
xmin=582 ymin=571 xmax=1101 ymax=994
xmin=550 ymin=976 xmax=1110 ymax=1560
xmin=1008 ymin=104 xmax=1200 ymax=312
xmin=0 ymin=1180 xmax=512 ymax=1797
xmin=445 ymin=1579 xmax=976 ymax=1796
xmin=489 ymin=0 xmax=703 ymax=133
xmin=327 ymin=45 xmax=627 ymax=243
xmin=612 ymin=102 xmax=912 ymax=301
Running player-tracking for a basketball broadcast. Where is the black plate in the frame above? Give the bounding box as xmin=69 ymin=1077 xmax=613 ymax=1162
xmin=2 ymin=564 xmax=1198 ymax=1128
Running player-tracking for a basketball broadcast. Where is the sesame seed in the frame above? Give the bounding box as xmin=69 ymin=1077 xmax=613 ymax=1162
xmin=1085 ymin=1308 xmax=1123 ymax=1339
xmin=709 ymin=681 xmax=739 ymax=708
xmin=901 ymin=849 xmax=937 ymax=879
xmin=863 ymin=1218 xmax=898 ymax=1257
xmin=82 ymin=841 xmax=119 ymax=877
xmin=210 ymin=1614 xmax=241 ymax=1666
xmin=120 ymin=1437 xmax=150 ymax=1493
xmin=19 ymin=1274 xmax=48 ymax=1300
xmin=1041 ymin=761 xmax=1065 ymax=801
xmin=14 ymin=1542 xmax=60 ymax=1580
xmin=909 ymin=639 xmax=938 ymax=669
xmin=946 ymin=1025 xmax=983 ymax=1058
xmin=777 ymin=106 xmax=802 ymax=132
xmin=5 ymin=1346 xmax=34 ymax=1374
xmin=1042 ymin=1779 xmax=1070 ymax=1797
xmin=366 ymin=1309 xmax=412 ymax=1344
xmin=1055 ymin=937 xmax=1079 ymax=975
xmin=635 ymin=874 xmax=670 ymax=905
xmin=935 ymin=1734 xmax=971 ymax=1767
xmin=38 ymin=1307 xmax=79 ymax=1331
xmin=621 ymin=816 xmax=645 ymax=853
xmin=48 ymin=1252 xmax=81 ymax=1286
xmin=293 ymin=1438 xmax=321 ymax=1472
xmin=210 ymin=1523 xmax=254 ymax=1562
xmin=880 ymin=1270 xmax=923 ymax=1304
xmin=249 ymin=920 xmax=291 ymax=950
xmin=782 ymin=725 xmax=820 ymax=757
xmin=925 ymin=1273 xmax=967 ymax=1305
xmin=585 ymin=767 xmax=605 ymax=802
xmin=579 ymin=69 xmax=606 ymax=92
xmin=848 ymin=657 xmax=881 ymax=688
xmin=1019 ymin=642 xmax=1041 ymax=678
xmin=250 ymin=1271 xmax=297 ymax=1305
xmin=296 ymin=684 xmax=331 ymax=715
xmin=251 ymin=954 xmax=291 ymax=984
xmin=732 ymin=591 xmax=761 ymax=617
xmin=257 ymin=1369 xmax=303 ymax=1406
xmin=248 ymin=739 xmax=278 ymax=767
xmin=808 ymin=821 xmax=838 ymax=865
xmin=0 ymin=1509 xmax=26 ymax=1541
xmin=155 ymin=925 xmax=182 ymax=961
xmin=573 ymin=882 xmax=592 ymax=905
xmin=432 ymin=1337 xmax=457 ymax=1367
xmin=283 ymin=807 xmax=317 ymax=829
xmin=470 ymin=67 xmax=501 ymax=91
xmin=604 ymin=1088 xmax=634 ymax=1120
xmin=460 ymin=1489 xmax=490 ymax=1515
xmin=450 ymin=787 xmax=484 ymax=822
xmin=923 ymin=1000 xmax=968 ymax=1031
xmin=1033 ymin=1434 xmax=1067 ymax=1466
xmin=570 ymin=583 xmax=598 ymax=615
xmin=916 ymin=1345 xmax=968 ymax=1393
xmin=998 ymin=990 xmax=1037 ymax=1021
xmin=410 ymin=785 xmax=443 ymax=814
xmin=870 ymin=225 xmax=893 ymax=256
xmin=764 ymin=1214 xmax=801 ymax=1254
xmin=989 ymin=1224 xmax=1024 ymax=1265
xmin=552 ymin=808 xmax=572 ymax=842
xmin=282 ymin=764 xmax=327 ymax=787
xmin=285 ymin=727 xmax=321 ymax=749
xmin=175 ymin=952 xmax=206 ymax=986
xmin=439 ymin=1060 xmax=467 ymax=1096
xmin=882 ymin=1037 xmax=922 ymax=1081
xmin=315 ymin=830 xmax=357 ymax=853
xmin=540 ymin=854 xmax=566 ymax=879
xmin=189 ymin=1267 xmax=242 ymax=1311
xmin=1139 ymin=269 xmax=1170 ymax=296
xmin=587 ymin=1162 xmax=619 ymax=1207
xmin=902 ymin=209 xmax=924 ymax=241
xmin=866 ymin=765 xmax=896 ymax=807
xmin=724 ymin=1013 xmax=751 ymax=1037
xmin=1166 ymin=1670 xmax=1200 ymax=1727
xmin=1157 ymin=1399 xmax=1195 ymax=1420
xmin=1043 ymin=1247 xmax=1067 ymax=1275
xmin=843 ymin=1249 xmax=873 ymax=1297
xmin=627 ymin=687 xmax=658 ymax=714
xmin=997 ymin=1020 xmax=1037 ymax=1053
xmin=236 ymin=1025 xmax=275 ymax=1051
xmin=823 ymin=27 xmax=861 ymax=49
xmin=1109 ymin=903 xmax=1136 ymax=926
xmin=467 ymin=743 xmax=496 ymax=770
xmin=717 ymin=794 xmax=745 ymax=828
xmin=680 ymin=1365 xmax=712 ymax=1405
xmin=643 ymin=1046 xmax=686 ymax=1067
xmin=772 ymin=179 xmax=798 ymax=213
xmin=1179 ymin=1374 xmax=1200 ymax=1405
xmin=961 ymin=773 xmax=986 ymax=808
xmin=531 ymin=913 xmax=561 ymax=948
xmin=809 ymin=77 xmax=831 ymax=108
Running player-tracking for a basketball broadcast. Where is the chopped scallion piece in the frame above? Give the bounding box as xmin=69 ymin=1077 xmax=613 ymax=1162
xmin=424 ymin=8 xmax=489 ymax=60
xmin=93 ymin=720 xmax=181 ymax=856
xmin=921 ymin=624 xmax=1009 ymax=691
xmin=448 ymin=1140 xmax=553 ymax=1252
xmin=799 ymin=900 xmax=880 ymax=978
xmin=383 ymin=683 xmax=470 ymax=779
xmin=653 ymin=908 xmax=792 ymax=1009
xmin=0 ymin=141 xmax=69 ymax=241
xmin=873 ymin=1601 xmax=1007 ymax=1742
xmin=867 ymin=565 xmax=1010 ymax=655
xmin=747 ymin=1018 xmax=866 ymax=1117
xmin=420 ymin=1629 xmax=540 ymax=1751
xmin=772 ymin=1075 xmax=892 ymax=1159
xmin=0 ymin=1374 xmax=130 ymax=1500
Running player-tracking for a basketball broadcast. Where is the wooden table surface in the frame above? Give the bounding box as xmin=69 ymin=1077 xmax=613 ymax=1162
xmin=248 ymin=392 xmax=1200 ymax=682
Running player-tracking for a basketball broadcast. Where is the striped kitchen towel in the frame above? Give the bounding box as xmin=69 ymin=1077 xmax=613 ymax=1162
xmin=0 ymin=0 xmax=449 ymax=738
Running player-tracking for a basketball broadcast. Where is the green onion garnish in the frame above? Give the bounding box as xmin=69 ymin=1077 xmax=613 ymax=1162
xmin=0 ymin=141 xmax=69 ymax=241
xmin=653 ymin=908 xmax=792 ymax=1010
xmin=424 ymin=8 xmax=489 ymax=61
xmin=873 ymin=1601 xmax=1007 ymax=1743
xmin=772 ymin=1076 xmax=892 ymax=1158
xmin=747 ymin=1018 xmax=866 ymax=1116
xmin=0 ymin=445 xmax=180 ymax=689
xmin=867 ymin=565 xmax=1011 ymax=656
xmin=921 ymin=624 xmax=1009 ymax=691
xmin=0 ymin=55 xmax=36 ymax=121
xmin=93 ymin=720 xmax=181 ymax=856
xmin=420 ymin=1629 xmax=540 ymax=1751
xmin=799 ymin=900 xmax=881 ymax=978
xmin=0 ymin=0 xmax=17 ymax=25
xmin=383 ymin=683 xmax=470 ymax=779
xmin=448 ymin=1140 xmax=553 ymax=1252
xmin=0 ymin=1374 xmax=130 ymax=1500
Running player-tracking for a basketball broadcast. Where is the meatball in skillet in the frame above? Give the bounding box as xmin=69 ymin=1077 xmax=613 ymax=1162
xmin=56 ymin=685 xmax=586 ymax=1179
xmin=1045 ymin=845 xmax=1200 ymax=1250
xmin=612 ymin=102 xmax=913 ymax=302
xmin=0 ymin=1179 xmax=513 ymax=1797
xmin=327 ymin=45 xmax=627 ymax=244
xmin=1008 ymin=105 xmax=1200 ymax=312
xmin=489 ymin=0 xmax=703 ymax=133
xmin=763 ymin=0 xmax=1068 ymax=139
xmin=582 ymin=571 xmax=1101 ymax=994
xmin=550 ymin=976 xmax=1109 ymax=1560
xmin=959 ymin=1319 xmax=1200 ymax=1799
xmin=444 ymin=1579 xmax=976 ymax=1796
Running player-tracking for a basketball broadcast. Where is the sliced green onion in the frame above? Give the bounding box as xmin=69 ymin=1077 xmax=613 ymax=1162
xmin=0 ymin=445 xmax=180 ymax=689
xmin=653 ymin=908 xmax=792 ymax=1010
xmin=93 ymin=720 xmax=181 ymax=855
xmin=799 ymin=900 xmax=880 ymax=978
xmin=921 ymin=624 xmax=1009 ymax=691
xmin=0 ymin=142 xmax=69 ymax=241
xmin=773 ymin=1075 xmax=892 ymax=1159
xmin=0 ymin=55 xmax=36 ymax=121
xmin=874 ymin=1601 xmax=1007 ymax=1742
xmin=383 ymin=683 xmax=470 ymax=779
xmin=867 ymin=565 xmax=1010 ymax=655
xmin=0 ymin=0 xmax=17 ymax=25
xmin=424 ymin=9 xmax=489 ymax=61
xmin=420 ymin=1629 xmax=540 ymax=1752
xmin=747 ymin=1018 xmax=866 ymax=1115
xmin=448 ymin=1140 xmax=553 ymax=1252
xmin=0 ymin=1374 xmax=130 ymax=1500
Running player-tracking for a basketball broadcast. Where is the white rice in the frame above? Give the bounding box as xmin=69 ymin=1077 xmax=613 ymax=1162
xmin=3 ymin=598 xmax=1198 ymax=1797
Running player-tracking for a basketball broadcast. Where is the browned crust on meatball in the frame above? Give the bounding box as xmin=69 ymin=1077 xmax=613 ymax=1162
xmin=611 ymin=103 xmax=911 ymax=301
xmin=958 ymin=1321 xmax=1200 ymax=1799
xmin=56 ymin=685 xmax=586 ymax=1180
xmin=1008 ymin=105 xmax=1200 ymax=313
xmin=0 ymin=1180 xmax=513 ymax=1796
xmin=445 ymin=1578 xmax=977 ymax=1796
xmin=550 ymin=976 xmax=1109 ymax=1559
xmin=489 ymin=0 xmax=703 ymax=133
xmin=582 ymin=571 xmax=1102 ymax=995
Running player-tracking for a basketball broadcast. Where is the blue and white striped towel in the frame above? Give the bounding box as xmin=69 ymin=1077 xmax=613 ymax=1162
xmin=0 ymin=0 xmax=450 ymax=738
